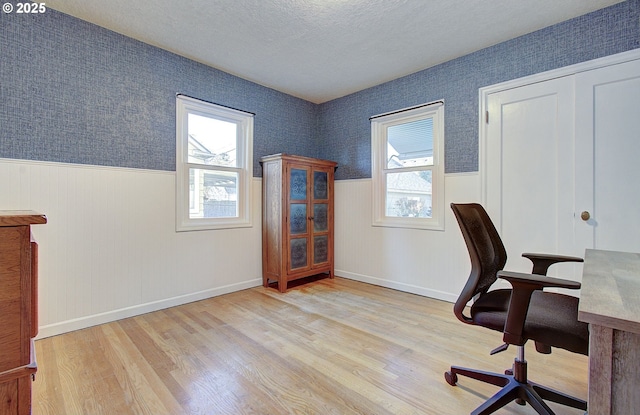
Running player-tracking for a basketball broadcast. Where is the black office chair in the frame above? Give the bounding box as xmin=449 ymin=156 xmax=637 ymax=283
xmin=445 ymin=203 xmax=589 ymax=415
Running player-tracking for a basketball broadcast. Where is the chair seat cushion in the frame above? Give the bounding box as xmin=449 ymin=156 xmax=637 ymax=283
xmin=471 ymin=289 xmax=589 ymax=355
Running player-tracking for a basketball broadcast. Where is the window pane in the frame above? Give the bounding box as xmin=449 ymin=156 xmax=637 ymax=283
xmin=385 ymin=171 xmax=432 ymax=218
xmin=188 ymin=114 xmax=237 ymax=167
xmin=189 ymin=168 xmax=238 ymax=218
xmin=386 ymin=118 xmax=433 ymax=169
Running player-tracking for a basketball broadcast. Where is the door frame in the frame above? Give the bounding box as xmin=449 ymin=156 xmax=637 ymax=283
xmin=479 ymin=48 xmax=640 ymax=206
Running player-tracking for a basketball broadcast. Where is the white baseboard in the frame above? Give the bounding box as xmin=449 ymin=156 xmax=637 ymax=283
xmin=37 ymin=278 xmax=262 ymax=339
xmin=336 ymin=270 xmax=458 ymax=304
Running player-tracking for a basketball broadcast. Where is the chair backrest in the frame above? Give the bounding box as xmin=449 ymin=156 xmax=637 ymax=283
xmin=450 ymin=203 xmax=507 ymax=324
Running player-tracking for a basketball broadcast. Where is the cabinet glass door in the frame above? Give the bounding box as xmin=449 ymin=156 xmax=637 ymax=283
xmin=313 ymin=171 xmax=328 ymax=199
xmin=290 ymin=238 xmax=308 ymax=269
xmin=289 ymin=167 xmax=309 ymax=271
xmin=313 ymin=203 xmax=328 ymax=232
xmin=311 ymin=168 xmax=330 ymax=266
xmin=290 ymin=168 xmax=307 ymax=200
xmin=290 ymin=204 xmax=307 ymax=234
xmin=313 ymin=235 xmax=328 ymax=264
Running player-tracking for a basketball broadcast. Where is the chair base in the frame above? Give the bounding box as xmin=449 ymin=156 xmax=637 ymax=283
xmin=445 ymin=362 xmax=587 ymax=415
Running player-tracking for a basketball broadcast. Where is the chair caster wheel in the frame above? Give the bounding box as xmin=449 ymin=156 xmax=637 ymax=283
xmin=444 ymin=371 xmax=458 ymax=386
xmin=505 ymin=369 xmax=513 ymax=375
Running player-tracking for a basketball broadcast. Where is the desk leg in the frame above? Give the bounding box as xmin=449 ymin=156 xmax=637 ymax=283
xmin=588 ymin=325 xmax=640 ymax=414
xmin=588 ymin=325 xmax=613 ymax=414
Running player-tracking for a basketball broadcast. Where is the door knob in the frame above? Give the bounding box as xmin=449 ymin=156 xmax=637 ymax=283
xmin=580 ymin=211 xmax=590 ymax=221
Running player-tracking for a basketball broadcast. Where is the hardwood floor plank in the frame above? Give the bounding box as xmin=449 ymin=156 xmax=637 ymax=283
xmin=53 ymin=330 xmax=99 ymax=414
xmin=33 ymin=277 xmax=588 ymax=414
xmin=100 ymin=323 xmax=181 ymax=414
xmin=32 ymin=332 xmax=65 ymax=415
xmin=190 ymin=294 xmax=393 ymax=415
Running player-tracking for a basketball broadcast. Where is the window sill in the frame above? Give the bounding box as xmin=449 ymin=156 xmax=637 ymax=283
xmin=372 ymin=218 xmax=444 ymax=231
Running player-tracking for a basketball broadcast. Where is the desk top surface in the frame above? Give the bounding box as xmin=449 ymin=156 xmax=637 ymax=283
xmin=578 ymin=249 xmax=640 ymax=334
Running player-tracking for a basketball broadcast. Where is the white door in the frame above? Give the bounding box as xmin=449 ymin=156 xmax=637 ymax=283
xmin=484 ymin=57 xmax=640 ymax=281
xmin=484 ymin=77 xmax=578 ymax=278
xmin=575 ymin=59 xmax=640 ymax=253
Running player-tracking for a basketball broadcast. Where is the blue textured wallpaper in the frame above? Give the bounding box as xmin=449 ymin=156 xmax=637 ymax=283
xmin=1 ymin=1 xmax=639 ymax=179
xmin=319 ymin=0 xmax=640 ymax=178
xmin=0 ymin=5 xmax=319 ymax=177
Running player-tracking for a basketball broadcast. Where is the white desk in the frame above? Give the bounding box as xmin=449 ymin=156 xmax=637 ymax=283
xmin=578 ymin=249 xmax=640 ymax=414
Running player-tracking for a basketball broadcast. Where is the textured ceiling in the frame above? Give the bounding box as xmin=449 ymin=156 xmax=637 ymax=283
xmin=45 ymin=0 xmax=623 ymax=103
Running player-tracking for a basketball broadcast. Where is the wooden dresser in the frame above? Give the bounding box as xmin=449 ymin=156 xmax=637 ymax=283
xmin=261 ymin=154 xmax=337 ymax=292
xmin=0 ymin=211 xmax=47 ymax=415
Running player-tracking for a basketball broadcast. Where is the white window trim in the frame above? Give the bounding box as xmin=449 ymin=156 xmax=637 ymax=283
xmin=176 ymin=95 xmax=253 ymax=231
xmin=371 ymin=101 xmax=445 ymax=230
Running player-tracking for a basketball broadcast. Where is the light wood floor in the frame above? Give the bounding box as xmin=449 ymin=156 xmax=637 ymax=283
xmin=33 ymin=277 xmax=588 ymax=415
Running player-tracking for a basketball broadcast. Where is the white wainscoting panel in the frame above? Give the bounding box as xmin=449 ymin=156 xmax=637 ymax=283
xmin=0 ymin=158 xmax=263 ymax=338
xmin=334 ymin=174 xmax=481 ymax=303
xmin=1 ymin=157 xmax=482 ymax=337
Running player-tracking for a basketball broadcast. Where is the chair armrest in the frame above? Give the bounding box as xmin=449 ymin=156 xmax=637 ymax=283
xmin=522 ymin=253 xmax=584 ymax=275
xmin=496 ymin=271 xmax=581 ymax=346
xmin=498 ymin=270 xmax=581 ymax=290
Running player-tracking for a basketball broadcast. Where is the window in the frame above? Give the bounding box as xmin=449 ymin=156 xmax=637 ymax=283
xmin=371 ymin=101 xmax=444 ymax=230
xmin=176 ymin=95 xmax=253 ymax=231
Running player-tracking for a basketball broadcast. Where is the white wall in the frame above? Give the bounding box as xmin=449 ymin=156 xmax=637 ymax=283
xmin=0 ymin=158 xmax=263 ymax=338
xmin=334 ymin=173 xmax=480 ymax=303
xmin=1 ymin=158 xmax=481 ymax=338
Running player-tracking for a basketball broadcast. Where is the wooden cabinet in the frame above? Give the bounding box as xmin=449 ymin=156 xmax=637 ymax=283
xmin=0 ymin=211 xmax=47 ymax=415
xmin=261 ymin=154 xmax=337 ymax=292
